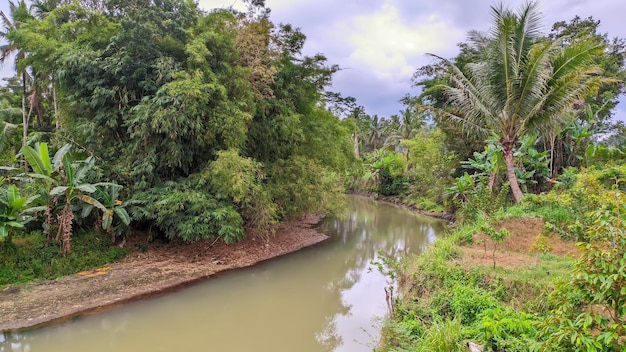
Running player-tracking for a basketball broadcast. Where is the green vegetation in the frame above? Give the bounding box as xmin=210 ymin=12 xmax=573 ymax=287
xmin=0 ymin=0 xmax=624 ymax=346
xmin=368 ymin=2 xmax=626 ymax=351
xmin=0 ymin=230 xmax=126 ymax=286
xmin=0 ymin=0 xmax=355 ymax=285
xmin=377 ymin=167 xmax=624 ymax=351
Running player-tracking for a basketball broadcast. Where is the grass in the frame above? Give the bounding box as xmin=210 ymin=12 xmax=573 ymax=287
xmin=377 ymin=220 xmax=576 ymax=352
xmin=0 ymin=230 xmax=127 ymax=287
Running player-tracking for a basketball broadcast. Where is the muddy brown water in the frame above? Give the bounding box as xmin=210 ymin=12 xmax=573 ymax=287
xmin=0 ymin=196 xmax=446 ymax=352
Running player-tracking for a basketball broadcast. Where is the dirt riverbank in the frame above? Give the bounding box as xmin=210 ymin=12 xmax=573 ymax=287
xmin=0 ymin=214 xmax=328 ymax=332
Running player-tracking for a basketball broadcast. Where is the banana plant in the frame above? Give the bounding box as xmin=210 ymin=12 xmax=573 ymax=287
xmin=20 ymin=142 xmax=71 ymax=243
xmin=20 ymin=142 xmax=112 ymax=254
xmin=50 ymin=154 xmax=109 ymax=254
xmin=81 ymin=183 xmax=135 ymax=243
xmin=0 ymin=182 xmax=44 ymax=249
xmin=445 ymin=172 xmax=475 ymax=205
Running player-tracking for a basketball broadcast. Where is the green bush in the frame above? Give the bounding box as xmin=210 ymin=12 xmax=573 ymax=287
xmin=477 ymin=308 xmax=538 ymax=352
xmin=539 ymin=190 xmax=626 ymax=351
xmin=132 ymin=181 xmax=244 ymax=243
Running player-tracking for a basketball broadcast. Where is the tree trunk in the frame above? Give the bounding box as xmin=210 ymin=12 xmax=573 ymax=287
xmin=53 ymin=75 xmax=60 ymax=129
xmin=353 ymin=132 xmax=359 ymax=158
xmin=21 ymin=71 xmax=27 ymax=149
xmin=549 ymin=133 xmax=556 ymax=178
xmin=503 ymin=143 xmax=524 ymax=203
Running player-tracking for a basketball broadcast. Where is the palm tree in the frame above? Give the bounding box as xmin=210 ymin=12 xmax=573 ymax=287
xmin=385 ymin=108 xmax=424 ymax=151
xmin=0 ymin=1 xmax=34 ymax=148
xmin=428 ymin=2 xmax=602 ymax=202
xmin=366 ymin=115 xmax=384 ymax=151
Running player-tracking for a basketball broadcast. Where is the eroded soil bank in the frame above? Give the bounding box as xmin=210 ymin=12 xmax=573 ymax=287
xmin=0 ymin=215 xmax=328 ymax=332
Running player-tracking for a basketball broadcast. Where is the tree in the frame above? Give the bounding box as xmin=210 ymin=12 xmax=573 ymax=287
xmin=366 ymin=115 xmax=384 ymax=151
xmin=426 ymin=2 xmax=603 ymax=202
xmin=384 ymin=107 xmax=425 ymax=164
xmin=0 ymin=1 xmax=34 ymax=149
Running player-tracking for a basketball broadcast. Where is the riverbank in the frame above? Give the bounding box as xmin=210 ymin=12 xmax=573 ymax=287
xmin=377 ymin=217 xmax=581 ymax=351
xmin=0 ymin=214 xmax=328 ymax=332
xmin=347 ymin=192 xmax=456 ymax=222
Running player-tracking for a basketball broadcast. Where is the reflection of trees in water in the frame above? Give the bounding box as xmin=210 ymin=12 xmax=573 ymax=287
xmin=0 ymin=332 xmax=27 ymax=352
xmin=1 ymin=196 xmax=445 ymax=352
xmin=1 ymin=315 xmax=131 ymax=352
xmin=314 ymin=196 xmax=446 ymax=351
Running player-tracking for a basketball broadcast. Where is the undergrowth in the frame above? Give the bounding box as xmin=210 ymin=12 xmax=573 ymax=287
xmin=0 ymin=231 xmax=127 ymax=287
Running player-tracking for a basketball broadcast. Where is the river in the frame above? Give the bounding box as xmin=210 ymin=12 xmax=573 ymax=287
xmin=0 ymin=196 xmax=446 ymax=352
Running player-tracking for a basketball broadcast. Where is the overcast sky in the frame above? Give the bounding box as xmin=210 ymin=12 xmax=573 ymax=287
xmin=2 ymin=0 xmax=625 ymax=121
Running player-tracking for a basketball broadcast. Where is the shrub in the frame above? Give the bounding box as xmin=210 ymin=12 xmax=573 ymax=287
xmin=540 ymin=190 xmax=626 ymax=351
xmin=132 ymin=181 xmax=244 ymax=243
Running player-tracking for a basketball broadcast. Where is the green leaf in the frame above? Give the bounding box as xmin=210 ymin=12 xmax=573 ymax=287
xmin=102 ymin=211 xmax=112 ymax=230
xmin=6 ymin=184 xmax=19 ymax=206
xmin=38 ymin=142 xmax=53 ymax=175
xmin=21 ymin=145 xmax=47 ymax=176
xmin=77 ymin=184 xmax=96 ymax=193
xmin=23 ymin=206 xmax=46 ymax=214
xmin=27 ymin=173 xmax=56 ymax=184
xmin=114 ymin=207 xmax=131 ymax=225
xmin=0 ymin=226 xmax=7 ymax=238
xmin=81 ymin=204 xmax=94 ymax=218
xmin=52 ymin=144 xmax=72 ymax=171
xmin=5 ymin=221 xmax=24 ymax=228
xmin=10 ymin=198 xmax=26 ymax=211
xmin=74 ymin=157 xmax=95 ymax=184
xmin=50 ymin=186 xmax=69 ymax=197
xmin=62 ymin=154 xmax=74 ymax=186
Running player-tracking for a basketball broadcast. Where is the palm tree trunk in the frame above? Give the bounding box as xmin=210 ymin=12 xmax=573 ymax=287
xmin=21 ymin=71 xmax=27 ymax=149
xmin=549 ymin=133 xmax=556 ymax=178
xmin=353 ymin=132 xmax=359 ymax=158
xmin=53 ymin=75 xmax=60 ymax=129
xmin=503 ymin=144 xmax=524 ymax=203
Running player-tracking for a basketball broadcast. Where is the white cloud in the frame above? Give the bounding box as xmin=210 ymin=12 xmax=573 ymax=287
xmin=337 ymin=2 xmax=464 ymax=80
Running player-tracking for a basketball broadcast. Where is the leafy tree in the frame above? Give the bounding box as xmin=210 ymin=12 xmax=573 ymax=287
xmin=426 ymin=2 xmax=603 ymax=202
xmin=6 ymin=0 xmax=354 ymax=244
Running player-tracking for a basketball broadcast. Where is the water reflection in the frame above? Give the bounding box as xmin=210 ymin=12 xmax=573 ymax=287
xmin=1 ymin=196 xmax=445 ymax=352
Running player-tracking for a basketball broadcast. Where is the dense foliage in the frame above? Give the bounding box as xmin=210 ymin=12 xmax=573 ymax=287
xmin=0 ymin=0 xmax=355 ymax=253
xmin=377 ymin=166 xmax=625 ymax=352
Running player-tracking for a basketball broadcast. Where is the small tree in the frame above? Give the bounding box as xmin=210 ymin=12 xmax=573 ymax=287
xmin=541 ymin=190 xmax=625 ymax=351
xmin=0 ymin=182 xmax=43 ymax=250
xmin=22 ymin=142 xmax=114 ymax=254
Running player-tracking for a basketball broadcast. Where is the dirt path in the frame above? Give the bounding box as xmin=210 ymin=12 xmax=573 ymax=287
xmin=0 ymin=215 xmax=328 ymax=332
xmin=459 ymin=217 xmax=579 ymax=269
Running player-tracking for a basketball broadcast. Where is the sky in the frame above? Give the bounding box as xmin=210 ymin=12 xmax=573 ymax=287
xmin=1 ymin=0 xmax=626 ymax=121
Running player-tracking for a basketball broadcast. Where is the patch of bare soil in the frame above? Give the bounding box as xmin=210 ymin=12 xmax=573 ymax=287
xmin=459 ymin=217 xmax=579 ymax=269
xmin=0 ymin=215 xmax=328 ymax=332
